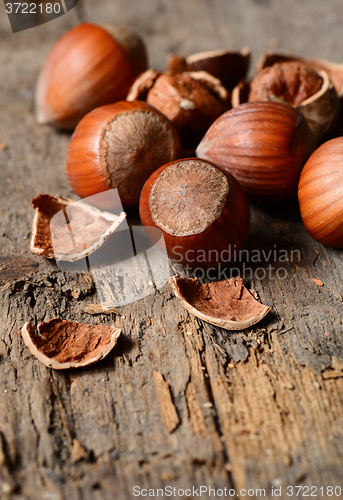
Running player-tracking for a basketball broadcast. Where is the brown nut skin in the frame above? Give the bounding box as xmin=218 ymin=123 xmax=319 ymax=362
xmin=257 ymin=50 xmax=343 ymax=99
xmin=147 ymin=73 xmax=228 ymax=147
xmin=36 ymin=23 xmax=148 ymax=130
xmin=126 ymin=69 xmax=161 ymax=102
xmin=244 ymin=61 xmax=339 ymax=144
xmin=66 ymin=101 xmax=182 ymax=210
xmin=298 ymin=137 xmax=343 ymax=247
xmin=128 ymin=71 xmax=229 ymax=148
xmin=139 ymin=158 xmax=250 ymax=269
xmin=248 ymin=62 xmax=323 ymax=106
xmin=196 ymin=101 xmax=316 ymax=203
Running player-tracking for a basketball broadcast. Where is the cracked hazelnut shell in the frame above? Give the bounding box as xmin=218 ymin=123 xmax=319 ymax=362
xmin=139 ymin=158 xmax=250 ymax=269
xmin=36 ymin=23 xmax=148 ymax=129
xmin=257 ymin=50 xmax=343 ymax=99
xmin=298 ymin=137 xmax=343 ymax=247
xmin=233 ymin=61 xmax=339 ymax=143
xmin=128 ymin=70 xmax=229 ymax=147
xmin=167 ymin=47 xmax=251 ymax=91
xmin=30 ymin=194 xmax=126 ymax=261
xmin=169 ymin=275 xmax=270 ymax=330
xmin=196 ymin=101 xmax=316 ymax=203
xmin=249 ymin=62 xmax=323 ymax=106
xmin=66 ymin=101 xmax=181 ymax=209
xmin=21 ymin=319 xmax=121 ymax=370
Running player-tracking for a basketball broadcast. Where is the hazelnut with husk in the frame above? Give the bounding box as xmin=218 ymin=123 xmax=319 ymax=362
xmin=127 ymin=70 xmax=229 ymax=148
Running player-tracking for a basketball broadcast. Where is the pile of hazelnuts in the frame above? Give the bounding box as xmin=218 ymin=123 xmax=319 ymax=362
xmin=35 ymin=23 xmax=343 ymax=269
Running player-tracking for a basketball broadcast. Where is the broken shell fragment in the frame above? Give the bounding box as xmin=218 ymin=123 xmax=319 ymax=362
xmin=30 ymin=194 xmax=126 ymax=261
xmin=231 ymin=80 xmax=250 ymax=108
xmin=126 ymin=69 xmax=161 ymax=101
xmin=169 ymin=275 xmax=270 ymax=330
xmin=297 ymin=70 xmax=339 ymax=143
xmin=128 ymin=70 xmax=229 ymax=147
xmin=167 ymin=47 xmax=251 ymax=90
xmin=21 ymin=319 xmax=121 ymax=370
xmin=233 ymin=61 xmax=339 ymax=143
xmin=256 ymin=50 xmax=343 ymax=99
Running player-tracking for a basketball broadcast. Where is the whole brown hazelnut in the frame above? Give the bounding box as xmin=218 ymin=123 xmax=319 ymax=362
xmin=36 ymin=23 xmax=148 ymax=129
xmin=139 ymin=158 xmax=250 ymax=269
xmin=196 ymin=101 xmax=315 ymax=203
xmin=66 ymin=101 xmax=181 ymax=209
xmin=298 ymin=137 xmax=343 ymax=247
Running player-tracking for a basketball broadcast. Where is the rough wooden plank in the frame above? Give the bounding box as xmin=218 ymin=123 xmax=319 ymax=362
xmin=0 ymin=256 xmax=38 ymax=284
xmin=152 ymin=370 xmax=180 ymax=433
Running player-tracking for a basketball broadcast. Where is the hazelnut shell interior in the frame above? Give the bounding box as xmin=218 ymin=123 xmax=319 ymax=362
xmin=232 ymin=62 xmax=339 ymax=143
xmin=256 ymin=50 xmax=343 ymax=99
xmin=169 ymin=275 xmax=270 ymax=330
xmin=30 ymin=194 xmax=126 ymax=261
xmin=21 ymin=319 xmax=121 ymax=370
xmin=167 ymin=47 xmax=251 ymax=90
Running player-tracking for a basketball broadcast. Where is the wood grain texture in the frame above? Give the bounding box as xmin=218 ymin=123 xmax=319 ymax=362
xmin=152 ymin=371 xmax=180 ymax=433
xmin=1 ymin=0 xmax=343 ymax=498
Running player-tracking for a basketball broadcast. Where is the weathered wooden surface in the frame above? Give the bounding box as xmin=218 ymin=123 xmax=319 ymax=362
xmin=1 ymin=0 xmax=343 ymax=498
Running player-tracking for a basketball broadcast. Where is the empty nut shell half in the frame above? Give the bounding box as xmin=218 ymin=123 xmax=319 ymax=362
xmin=21 ymin=319 xmax=121 ymax=370
xmin=169 ymin=275 xmax=270 ymax=330
xmin=30 ymin=194 xmax=126 ymax=261
xmin=248 ymin=62 xmax=323 ymax=106
xmin=232 ymin=61 xmax=339 ymax=143
xmin=256 ymin=50 xmax=343 ymax=99
xmin=167 ymin=47 xmax=251 ymax=91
